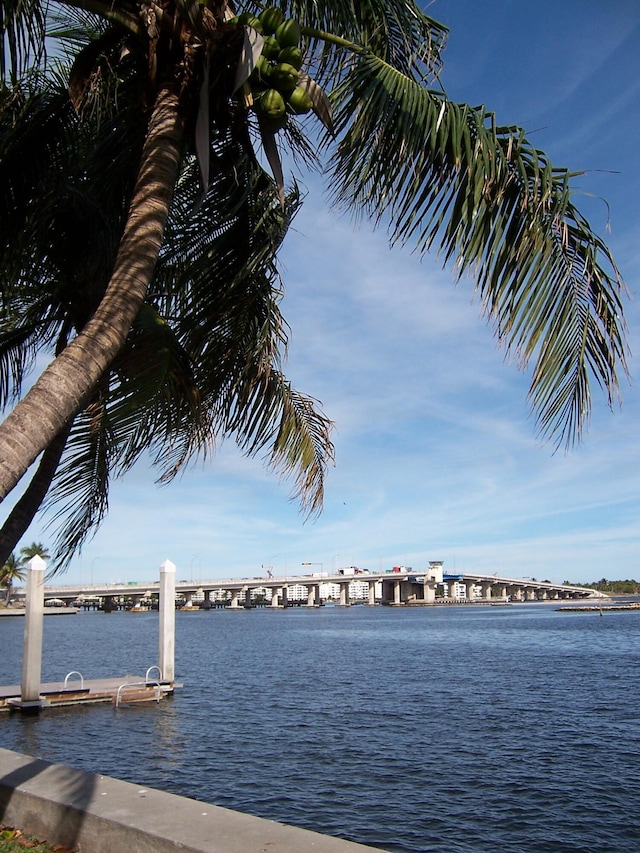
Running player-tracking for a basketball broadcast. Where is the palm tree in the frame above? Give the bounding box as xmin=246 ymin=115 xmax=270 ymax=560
xmin=19 ymin=541 xmax=50 ymax=561
xmin=0 ymin=0 xmax=629 ymax=514
xmin=0 ymin=552 xmax=26 ymax=603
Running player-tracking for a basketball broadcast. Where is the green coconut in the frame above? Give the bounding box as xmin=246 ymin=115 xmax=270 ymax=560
xmin=269 ymin=62 xmax=299 ymax=92
xmin=274 ymin=19 xmax=301 ymax=48
xmin=259 ymin=6 xmax=284 ymax=35
xmin=277 ymin=46 xmax=303 ymax=70
xmin=287 ymin=86 xmax=313 ymax=114
xmin=255 ymin=88 xmax=286 ymax=118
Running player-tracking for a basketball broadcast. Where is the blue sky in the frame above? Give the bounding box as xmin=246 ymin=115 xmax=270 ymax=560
xmin=12 ymin=0 xmax=640 ymax=586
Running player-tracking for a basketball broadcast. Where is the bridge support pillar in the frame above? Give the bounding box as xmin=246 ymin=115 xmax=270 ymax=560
xmin=229 ymin=590 xmax=240 ymax=608
xmin=244 ymin=587 xmax=251 ymax=608
xmin=271 ymin=588 xmax=280 ymax=607
xmin=339 ymin=582 xmax=350 ymax=607
xmin=305 ymin=583 xmax=320 ymax=607
xmin=422 ymin=580 xmax=436 ymax=603
xmin=481 ymin=582 xmax=492 ymax=601
xmin=393 ymin=579 xmax=401 ymax=605
xmin=368 ymin=581 xmax=376 ymax=606
xmin=281 ymin=586 xmax=288 ymax=608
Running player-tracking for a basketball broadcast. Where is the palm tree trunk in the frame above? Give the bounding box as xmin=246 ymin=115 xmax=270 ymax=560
xmin=0 ymin=83 xmax=185 ymax=502
xmin=0 ymin=422 xmax=71 ymax=565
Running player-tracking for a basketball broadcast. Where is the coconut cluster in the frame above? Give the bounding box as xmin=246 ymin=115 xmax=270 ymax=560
xmin=234 ymin=7 xmax=313 ymax=131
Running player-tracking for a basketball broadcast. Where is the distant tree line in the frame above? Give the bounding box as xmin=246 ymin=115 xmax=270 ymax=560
xmin=564 ymin=579 xmax=640 ymax=595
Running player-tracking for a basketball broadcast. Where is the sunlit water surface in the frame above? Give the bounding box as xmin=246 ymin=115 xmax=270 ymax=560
xmin=1 ymin=603 xmax=639 ymax=852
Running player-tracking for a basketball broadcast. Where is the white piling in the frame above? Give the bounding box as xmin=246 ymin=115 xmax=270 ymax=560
xmin=21 ymin=555 xmax=46 ymax=707
xmin=158 ymin=560 xmax=176 ymax=682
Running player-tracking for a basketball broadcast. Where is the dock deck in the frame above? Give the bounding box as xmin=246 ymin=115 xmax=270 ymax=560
xmin=0 ymin=675 xmax=179 ymax=712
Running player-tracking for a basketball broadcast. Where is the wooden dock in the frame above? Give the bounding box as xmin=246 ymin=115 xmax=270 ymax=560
xmin=0 ymin=674 xmax=179 ymax=712
xmin=3 ymin=558 xmax=179 ymax=715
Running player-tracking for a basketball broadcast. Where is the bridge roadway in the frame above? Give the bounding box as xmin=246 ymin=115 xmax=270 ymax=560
xmin=27 ymin=569 xmax=606 ymax=608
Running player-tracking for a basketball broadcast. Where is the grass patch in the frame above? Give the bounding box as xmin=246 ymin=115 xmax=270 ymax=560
xmin=0 ymin=824 xmax=76 ymax=851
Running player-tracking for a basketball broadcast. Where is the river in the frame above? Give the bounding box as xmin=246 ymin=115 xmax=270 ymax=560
xmin=1 ymin=603 xmax=639 ymax=852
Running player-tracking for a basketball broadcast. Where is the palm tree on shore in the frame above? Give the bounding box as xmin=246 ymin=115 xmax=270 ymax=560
xmin=0 ymin=1 xmax=629 ymax=531
xmin=19 ymin=541 xmax=50 ymax=562
xmin=0 ymin=552 xmax=26 ymax=603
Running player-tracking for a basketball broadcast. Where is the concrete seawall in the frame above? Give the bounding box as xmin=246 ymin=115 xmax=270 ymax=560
xmin=0 ymin=748 xmax=387 ymax=853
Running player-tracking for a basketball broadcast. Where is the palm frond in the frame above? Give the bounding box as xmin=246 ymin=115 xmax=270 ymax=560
xmin=108 ymin=303 xmax=210 ymax=477
xmin=152 ymin=131 xmax=335 ymax=513
xmin=325 ymin=53 xmax=628 ymax=447
xmin=0 ymin=83 xmax=79 ymax=256
xmin=0 ymin=0 xmax=47 ymax=83
xmin=231 ymin=369 xmax=334 ymax=517
xmin=0 ymin=72 xmax=146 ymax=416
xmin=289 ymin=0 xmax=447 ymax=83
xmin=0 ymin=317 xmax=55 ymax=408
xmin=43 ymin=393 xmax=113 ymax=570
xmin=0 ymin=422 xmax=69 ymax=566
xmin=40 ymin=304 xmax=207 ymax=568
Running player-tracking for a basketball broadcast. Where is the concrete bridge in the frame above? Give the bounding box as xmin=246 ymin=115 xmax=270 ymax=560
xmin=19 ymin=562 xmax=606 ymax=609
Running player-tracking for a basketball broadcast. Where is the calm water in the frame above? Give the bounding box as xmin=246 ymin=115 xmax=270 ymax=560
xmin=1 ymin=604 xmax=639 ymax=852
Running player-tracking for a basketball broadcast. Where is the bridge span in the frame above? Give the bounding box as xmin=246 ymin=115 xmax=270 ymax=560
xmin=23 ymin=564 xmax=606 ymax=610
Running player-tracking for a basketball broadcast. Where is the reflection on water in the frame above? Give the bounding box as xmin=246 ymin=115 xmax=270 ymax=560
xmin=2 ymin=605 xmax=640 ymax=852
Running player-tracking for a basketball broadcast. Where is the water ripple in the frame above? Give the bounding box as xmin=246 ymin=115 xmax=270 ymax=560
xmin=1 ymin=605 xmax=640 ymax=851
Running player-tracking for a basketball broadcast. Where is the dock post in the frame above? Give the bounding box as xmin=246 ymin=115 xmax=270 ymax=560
xmin=159 ymin=560 xmax=176 ymax=683
xmin=21 ymin=555 xmax=46 ymax=710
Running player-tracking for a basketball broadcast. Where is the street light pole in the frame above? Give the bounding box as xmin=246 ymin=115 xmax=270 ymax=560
xmin=190 ymin=555 xmax=200 ymax=582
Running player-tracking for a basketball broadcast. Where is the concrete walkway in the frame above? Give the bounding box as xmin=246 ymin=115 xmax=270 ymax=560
xmin=0 ymin=748 xmax=388 ymax=853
